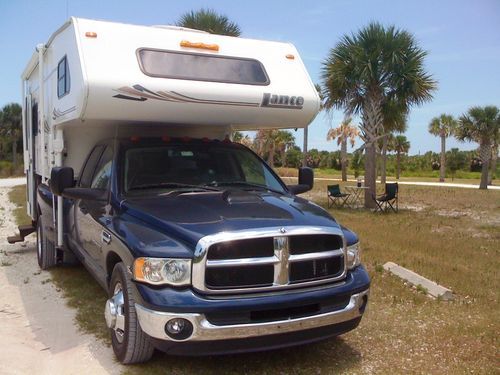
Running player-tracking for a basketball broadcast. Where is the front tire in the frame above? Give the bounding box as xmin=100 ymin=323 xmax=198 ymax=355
xmin=107 ymin=262 xmax=154 ymax=364
xmin=36 ymin=215 xmax=56 ymax=270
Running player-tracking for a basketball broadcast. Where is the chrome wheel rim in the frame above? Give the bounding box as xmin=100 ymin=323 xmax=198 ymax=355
xmin=105 ymin=282 xmax=125 ymax=343
xmin=37 ymin=225 xmax=42 ymax=259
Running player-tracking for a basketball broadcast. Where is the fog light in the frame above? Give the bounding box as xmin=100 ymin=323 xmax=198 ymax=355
xmin=165 ymin=318 xmax=193 ymax=340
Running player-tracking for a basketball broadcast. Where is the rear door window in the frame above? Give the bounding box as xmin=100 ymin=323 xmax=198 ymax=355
xmin=79 ymin=145 xmax=105 ymax=188
xmin=91 ymin=145 xmax=113 ymax=190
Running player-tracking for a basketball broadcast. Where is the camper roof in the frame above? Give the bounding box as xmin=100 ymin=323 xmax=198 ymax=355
xmin=23 ymin=17 xmax=320 ymax=130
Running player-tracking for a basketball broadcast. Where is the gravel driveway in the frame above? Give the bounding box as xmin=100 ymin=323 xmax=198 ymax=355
xmin=0 ymin=183 xmax=122 ymax=374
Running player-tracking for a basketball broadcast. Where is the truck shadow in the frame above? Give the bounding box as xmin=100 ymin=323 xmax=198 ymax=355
xmin=142 ymin=336 xmax=361 ymax=373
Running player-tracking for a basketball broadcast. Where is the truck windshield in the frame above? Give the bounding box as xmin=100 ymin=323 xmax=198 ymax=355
xmin=123 ymin=143 xmax=286 ymax=195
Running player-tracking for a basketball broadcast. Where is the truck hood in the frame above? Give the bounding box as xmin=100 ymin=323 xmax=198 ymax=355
xmin=121 ymin=190 xmax=339 ymax=249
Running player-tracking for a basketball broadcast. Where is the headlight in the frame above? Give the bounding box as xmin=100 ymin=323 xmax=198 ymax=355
xmin=346 ymin=242 xmax=361 ymax=269
xmin=133 ymin=257 xmax=191 ymax=286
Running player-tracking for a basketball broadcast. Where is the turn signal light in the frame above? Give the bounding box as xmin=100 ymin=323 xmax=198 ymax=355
xmin=85 ymin=32 xmax=98 ymax=38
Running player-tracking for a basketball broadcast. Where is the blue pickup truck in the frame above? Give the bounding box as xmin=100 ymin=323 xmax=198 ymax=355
xmin=35 ymin=136 xmax=371 ymax=363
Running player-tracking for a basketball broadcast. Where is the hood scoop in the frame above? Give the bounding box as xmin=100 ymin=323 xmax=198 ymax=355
xmin=222 ymin=190 xmax=264 ymax=205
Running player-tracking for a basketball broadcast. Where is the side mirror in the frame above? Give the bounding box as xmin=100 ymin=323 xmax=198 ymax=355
xmin=287 ymin=167 xmax=314 ymax=195
xmin=50 ymin=167 xmax=75 ymax=196
xmin=50 ymin=166 xmax=107 ymax=201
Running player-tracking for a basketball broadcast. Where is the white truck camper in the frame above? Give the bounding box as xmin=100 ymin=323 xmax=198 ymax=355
xmin=16 ymin=17 xmax=320 ymax=245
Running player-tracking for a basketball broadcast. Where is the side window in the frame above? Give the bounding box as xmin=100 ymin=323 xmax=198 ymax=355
xmin=57 ymin=56 xmax=70 ymax=98
xmin=79 ymin=145 xmax=105 ymax=188
xmin=91 ymin=146 xmax=113 ymax=190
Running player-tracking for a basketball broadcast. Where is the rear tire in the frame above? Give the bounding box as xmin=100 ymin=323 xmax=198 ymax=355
xmin=36 ymin=216 xmax=56 ymax=270
xmin=107 ymin=262 xmax=154 ymax=364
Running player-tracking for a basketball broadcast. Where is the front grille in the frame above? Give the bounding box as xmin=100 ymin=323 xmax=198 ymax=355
xmin=197 ymin=229 xmax=346 ymax=293
xmin=289 ymin=257 xmax=343 ymax=283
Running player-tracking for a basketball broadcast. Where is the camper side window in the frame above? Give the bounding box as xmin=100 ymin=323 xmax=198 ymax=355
xmin=57 ymin=56 xmax=70 ymax=98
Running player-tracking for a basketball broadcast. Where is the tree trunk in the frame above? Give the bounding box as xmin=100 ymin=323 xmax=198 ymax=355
xmin=479 ymin=141 xmax=490 ymax=189
xmin=439 ymin=135 xmax=446 ymax=182
xmin=302 ymin=126 xmax=308 ymax=167
xmin=364 ymin=143 xmax=377 ymax=208
xmin=268 ymin=143 xmax=275 ymax=168
xmin=361 ymin=91 xmax=383 ymax=209
xmin=396 ymin=152 xmax=401 ymax=180
xmin=341 ymin=138 xmax=347 ymax=181
xmin=12 ymin=140 xmax=17 ymax=169
xmin=381 ymin=135 xmax=388 ymax=185
xmin=488 ymin=143 xmax=498 ymax=185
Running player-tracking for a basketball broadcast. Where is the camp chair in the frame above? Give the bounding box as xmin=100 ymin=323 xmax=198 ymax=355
xmin=374 ymin=183 xmax=398 ymax=213
xmin=327 ymin=184 xmax=351 ymax=208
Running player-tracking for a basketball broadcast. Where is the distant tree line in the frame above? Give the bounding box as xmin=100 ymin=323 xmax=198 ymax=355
xmin=0 ymin=103 xmax=23 ymax=176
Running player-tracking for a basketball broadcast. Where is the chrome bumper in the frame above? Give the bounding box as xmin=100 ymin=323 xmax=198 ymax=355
xmin=135 ymin=289 xmax=369 ymax=342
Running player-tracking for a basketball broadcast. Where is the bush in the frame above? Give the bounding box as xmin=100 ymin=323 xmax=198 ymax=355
xmin=0 ymin=159 xmax=24 ymax=177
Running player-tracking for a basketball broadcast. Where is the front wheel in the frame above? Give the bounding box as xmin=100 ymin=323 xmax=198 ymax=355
xmin=106 ymin=262 xmax=154 ymax=364
xmin=36 ymin=215 xmax=56 ymax=270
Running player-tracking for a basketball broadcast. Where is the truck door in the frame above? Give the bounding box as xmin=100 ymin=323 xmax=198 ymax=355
xmin=72 ymin=144 xmax=106 ymax=273
xmin=86 ymin=145 xmax=114 ymax=264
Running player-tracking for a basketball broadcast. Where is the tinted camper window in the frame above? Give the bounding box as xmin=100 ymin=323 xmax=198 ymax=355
xmin=57 ymin=56 xmax=70 ymax=98
xmin=137 ymin=49 xmax=269 ymax=85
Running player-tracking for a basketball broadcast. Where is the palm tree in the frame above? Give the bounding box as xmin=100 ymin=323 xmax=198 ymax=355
xmin=321 ymin=22 xmax=436 ymax=208
xmin=255 ymin=130 xmax=295 ymax=168
xmin=456 ymin=106 xmax=500 ymax=189
xmin=0 ymin=103 xmax=22 ymax=168
xmin=176 ymin=8 xmax=241 ymax=36
xmin=489 ymin=131 xmax=499 ymax=185
xmin=428 ymin=114 xmax=457 ymax=182
xmin=392 ymin=135 xmax=410 ymax=179
xmin=232 ymin=131 xmax=253 ymax=148
xmin=327 ymin=116 xmax=359 ymax=181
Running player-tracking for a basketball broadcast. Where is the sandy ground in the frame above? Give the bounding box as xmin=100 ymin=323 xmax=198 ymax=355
xmin=0 ymin=185 xmax=122 ymax=375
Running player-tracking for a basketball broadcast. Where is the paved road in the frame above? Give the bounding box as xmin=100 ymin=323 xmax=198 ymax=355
xmin=285 ymin=176 xmax=500 ymax=190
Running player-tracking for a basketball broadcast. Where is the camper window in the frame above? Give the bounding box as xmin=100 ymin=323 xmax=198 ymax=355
xmin=57 ymin=56 xmax=70 ymax=98
xmin=137 ymin=48 xmax=269 ymax=85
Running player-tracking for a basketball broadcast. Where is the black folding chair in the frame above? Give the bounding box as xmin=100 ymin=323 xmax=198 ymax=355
xmin=327 ymin=184 xmax=351 ymax=208
xmin=374 ymin=183 xmax=398 ymax=213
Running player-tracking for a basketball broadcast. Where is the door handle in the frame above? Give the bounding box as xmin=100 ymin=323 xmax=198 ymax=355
xmin=101 ymin=231 xmax=111 ymax=245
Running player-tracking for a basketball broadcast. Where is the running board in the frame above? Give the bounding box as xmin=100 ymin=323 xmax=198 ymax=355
xmin=7 ymin=224 xmax=36 ymax=244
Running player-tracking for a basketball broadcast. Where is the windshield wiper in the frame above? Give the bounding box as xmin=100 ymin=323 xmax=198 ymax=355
xmin=129 ymin=182 xmax=220 ymax=192
xmin=204 ymin=181 xmax=284 ymax=195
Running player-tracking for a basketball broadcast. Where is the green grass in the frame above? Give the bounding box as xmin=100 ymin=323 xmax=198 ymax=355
xmin=8 ymin=183 xmax=500 ymax=373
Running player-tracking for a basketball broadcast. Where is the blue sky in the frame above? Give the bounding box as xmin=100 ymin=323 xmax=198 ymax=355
xmin=1 ymin=0 xmax=499 ymax=154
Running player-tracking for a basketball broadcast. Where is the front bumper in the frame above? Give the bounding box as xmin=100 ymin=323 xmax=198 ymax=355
xmin=136 ymin=288 xmax=369 ymax=342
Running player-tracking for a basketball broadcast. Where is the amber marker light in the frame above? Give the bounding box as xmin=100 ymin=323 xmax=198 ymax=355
xmin=180 ymin=40 xmax=219 ymax=51
xmin=286 ymin=54 xmax=295 ymax=60
xmin=133 ymin=257 xmax=146 ymax=280
xmin=85 ymin=32 xmax=98 ymax=38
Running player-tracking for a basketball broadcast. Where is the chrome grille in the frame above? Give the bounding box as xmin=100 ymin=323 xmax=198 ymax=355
xmin=192 ymin=226 xmax=346 ymax=294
